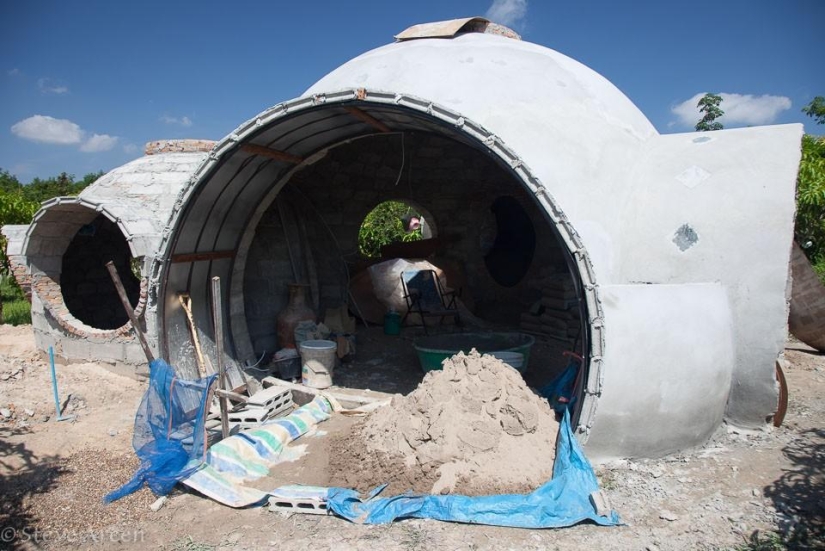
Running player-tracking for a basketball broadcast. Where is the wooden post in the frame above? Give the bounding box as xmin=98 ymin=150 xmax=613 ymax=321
xmin=105 ymin=261 xmax=155 ymax=363
xmin=211 ymin=276 xmax=230 ymax=439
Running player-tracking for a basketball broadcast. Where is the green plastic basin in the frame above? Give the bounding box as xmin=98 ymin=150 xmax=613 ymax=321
xmin=413 ymin=332 xmax=535 ymax=373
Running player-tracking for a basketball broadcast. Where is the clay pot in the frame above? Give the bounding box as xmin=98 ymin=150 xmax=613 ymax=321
xmin=276 ymin=284 xmax=315 ymax=349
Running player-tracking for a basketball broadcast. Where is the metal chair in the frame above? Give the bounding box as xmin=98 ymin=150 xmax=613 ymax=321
xmin=400 ymin=269 xmax=460 ymax=334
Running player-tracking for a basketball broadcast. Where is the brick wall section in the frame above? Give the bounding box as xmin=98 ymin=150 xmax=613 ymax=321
xmin=789 ymin=241 xmax=825 ymax=350
xmin=31 ymin=272 xmax=147 ymax=340
xmin=144 ymin=139 xmax=216 ymax=155
xmin=242 ymin=133 xmax=570 ymax=356
xmin=7 ymin=256 xmax=32 ymax=300
xmin=1 ymin=225 xmax=32 ymax=299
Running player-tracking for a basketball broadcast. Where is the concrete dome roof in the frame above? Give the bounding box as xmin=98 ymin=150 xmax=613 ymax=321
xmin=306 ymin=31 xmax=658 ymax=157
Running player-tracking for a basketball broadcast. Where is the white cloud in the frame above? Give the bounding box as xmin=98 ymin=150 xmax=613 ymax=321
xmin=37 ymin=77 xmax=69 ymax=95
xmin=11 ymin=115 xmax=83 ymax=144
xmin=485 ymin=0 xmax=528 ymax=27
xmin=123 ymin=143 xmax=139 ymax=154
xmin=80 ymin=133 xmax=118 ymax=152
xmin=8 ymin=68 xmax=20 ymax=77
xmin=160 ymin=114 xmax=193 ymax=127
xmin=671 ymin=92 xmax=792 ymax=128
xmin=11 ymin=114 xmax=120 ymax=153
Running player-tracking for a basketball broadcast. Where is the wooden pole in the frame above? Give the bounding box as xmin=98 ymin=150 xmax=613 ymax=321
xmin=105 ymin=261 xmax=155 ymax=363
xmin=178 ymin=294 xmax=207 ymax=377
xmin=211 ymin=276 xmax=230 ymax=439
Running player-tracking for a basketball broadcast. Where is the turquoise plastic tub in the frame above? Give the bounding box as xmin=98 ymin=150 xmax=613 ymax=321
xmin=413 ymin=332 xmax=535 ymax=373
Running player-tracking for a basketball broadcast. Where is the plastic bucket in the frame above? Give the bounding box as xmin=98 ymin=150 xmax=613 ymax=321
xmin=384 ymin=311 xmax=401 ymax=335
xmin=299 ymin=340 xmax=337 ymax=389
xmin=489 ymin=351 xmax=525 ymax=372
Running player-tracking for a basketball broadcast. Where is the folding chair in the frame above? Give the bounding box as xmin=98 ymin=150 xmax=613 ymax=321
xmin=400 ymin=269 xmax=460 ymax=334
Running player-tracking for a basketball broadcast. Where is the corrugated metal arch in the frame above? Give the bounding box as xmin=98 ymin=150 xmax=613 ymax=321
xmin=153 ymin=88 xmax=605 ymax=439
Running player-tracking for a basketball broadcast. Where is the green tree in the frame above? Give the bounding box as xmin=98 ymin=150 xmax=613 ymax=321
xmin=802 ymin=96 xmax=825 ymax=125
xmin=796 ymin=135 xmax=825 ymax=282
xmin=695 ymin=93 xmax=724 ymax=131
xmin=358 ymin=201 xmax=423 ymax=258
xmin=21 ymin=170 xmax=102 ymax=204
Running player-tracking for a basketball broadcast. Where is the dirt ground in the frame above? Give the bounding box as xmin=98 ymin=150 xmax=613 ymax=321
xmin=1 ymin=323 xmax=823 ymax=550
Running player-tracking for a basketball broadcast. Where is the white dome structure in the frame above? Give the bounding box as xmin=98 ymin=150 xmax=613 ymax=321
xmin=5 ymin=19 xmax=803 ymax=460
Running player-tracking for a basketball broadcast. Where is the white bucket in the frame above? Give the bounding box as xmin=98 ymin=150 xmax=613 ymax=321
xmin=489 ymin=351 xmax=525 ymax=372
xmin=299 ymin=339 xmax=337 ymax=389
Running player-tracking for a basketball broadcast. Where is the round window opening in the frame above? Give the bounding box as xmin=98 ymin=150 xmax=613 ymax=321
xmin=483 ymin=196 xmax=536 ymax=287
xmin=358 ymin=200 xmax=434 ymax=258
xmin=60 ymin=215 xmax=141 ymax=329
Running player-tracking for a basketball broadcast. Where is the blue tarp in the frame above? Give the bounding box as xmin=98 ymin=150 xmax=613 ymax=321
xmin=325 ymin=409 xmax=620 ymax=528
xmin=538 ymin=360 xmax=580 ymax=413
xmin=105 ymin=359 xmax=216 ymax=503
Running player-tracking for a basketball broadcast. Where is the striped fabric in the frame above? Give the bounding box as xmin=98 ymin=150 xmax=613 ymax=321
xmin=182 ymin=395 xmax=333 ymax=507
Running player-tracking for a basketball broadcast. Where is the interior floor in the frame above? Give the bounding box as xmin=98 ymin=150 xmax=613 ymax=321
xmin=276 ymin=324 xmax=579 ymax=397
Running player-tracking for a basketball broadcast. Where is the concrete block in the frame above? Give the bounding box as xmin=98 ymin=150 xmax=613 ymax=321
xmin=93 ymin=341 xmax=125 ymax=362
xmin=34 ymin=331 xmax=58 ymax=355
xmin=132 ymin=183 xmax=165 ymax=195
xmin=124 ymin=341 xmax=148 ymax=364
xmin=61 ymin=338 xmax=92 ymax=361
xmin=5 ymin=240 xmax=25 ymax=256
xmin=125 ymin=219 xmax=157 ymax=235
xmin=30 ymin=311 xmax=50 ymax=333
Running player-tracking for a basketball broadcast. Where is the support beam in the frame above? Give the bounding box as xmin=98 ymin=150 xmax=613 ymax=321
xmin=241 ymin=143 xmax=303 ymax=164
xmin=171 ymin=250 xmax=236 ymax=264
xmin=343 ymin=106 xmax=391 ymax=133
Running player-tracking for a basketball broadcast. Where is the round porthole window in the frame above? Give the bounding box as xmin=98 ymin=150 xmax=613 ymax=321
xmin=483 ymin=196 xmax=536 ymax=287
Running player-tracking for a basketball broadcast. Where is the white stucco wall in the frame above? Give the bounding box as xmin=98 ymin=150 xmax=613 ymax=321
xmin=305 ymin=31 xmax=803 ymax=453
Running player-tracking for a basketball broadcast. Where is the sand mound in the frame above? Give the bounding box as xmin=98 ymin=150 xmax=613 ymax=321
xmin=329 ymin=349 xmax=559 ymax=496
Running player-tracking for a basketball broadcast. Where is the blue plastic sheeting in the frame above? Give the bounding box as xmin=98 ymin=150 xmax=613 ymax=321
xmin=105 ymin=359 xmax=216 ymax=503
xmin=538 ymin=360 xmax=579 ymax=414
xmin=326 ymin=410 xmax=619 ymax=528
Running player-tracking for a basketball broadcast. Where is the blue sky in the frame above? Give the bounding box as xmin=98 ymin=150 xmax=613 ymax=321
xmin=2 ymin=0 xmax=823 ymax=183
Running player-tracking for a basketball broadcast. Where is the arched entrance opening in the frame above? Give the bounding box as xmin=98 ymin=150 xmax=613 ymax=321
xmin=156 ymin=94 xmax=601 ymax=434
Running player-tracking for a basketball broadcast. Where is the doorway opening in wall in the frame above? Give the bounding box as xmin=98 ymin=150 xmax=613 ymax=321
xmin=483 ymin=196 xmax=537 ymax=287
xmin=357 ymin=199 xmax=434 ymax=259
xmin=163 ymin=102 xmax=593 ymax=431
xmin=60 ymin=215 xmax=140 ymax=329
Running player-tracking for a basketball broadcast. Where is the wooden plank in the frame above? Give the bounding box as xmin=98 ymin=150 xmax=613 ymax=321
xmin=343 ymin=106 xmax=391 ymax=133
xmin=242 ymin=143 xmax=303 ymax=164
xmin=105 ymin=261 xmax=155 ymax=363
xmin=261 ymin=376 xmax=383 ymax=409
xmin=211 ymin=277 xmax=230 ymax=440
xmin=171 ymin=250 xmax=235 ymax=264
xmin=178 ymin=294 xmax=206 ymax=377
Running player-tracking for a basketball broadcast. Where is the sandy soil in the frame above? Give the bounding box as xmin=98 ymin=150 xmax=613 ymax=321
xmin=0 ymin=324 xmax=823 ymax=550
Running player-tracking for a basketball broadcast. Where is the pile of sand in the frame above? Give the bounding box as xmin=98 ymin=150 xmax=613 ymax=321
xmin=329 ymin=349 xmax=560 ymax=496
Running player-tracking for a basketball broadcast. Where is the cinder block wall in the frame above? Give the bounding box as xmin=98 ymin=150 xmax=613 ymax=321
xmin=243 ymin=133 xmax=569 ymax=356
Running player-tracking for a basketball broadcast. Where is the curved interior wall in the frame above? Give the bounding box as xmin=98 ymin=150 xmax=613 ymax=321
xmin=240 ymin=132 xmax=573 ymax=358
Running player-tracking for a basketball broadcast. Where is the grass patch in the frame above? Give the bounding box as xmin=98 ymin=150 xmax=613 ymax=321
xmin=1 ymin=274 xmax=31 ymax=325
xmin=814 ymin=257 xmax=825 ymax=286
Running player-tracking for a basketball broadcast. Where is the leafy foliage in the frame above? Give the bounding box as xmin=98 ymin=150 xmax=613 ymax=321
xmin=695 ymin=93 xmax=724 ymax=131
xmin=796 ymin=135 xmax=825 ymax=283
xmin=358 ymin=200 xmax=423 ymax=258
xmin=802 ymin=96 xmax=825 ymax=126
xmin=0 ymin=274 xmax=30 ymax=325
xmin=1 ymin=168 xmax=103 ymax=327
